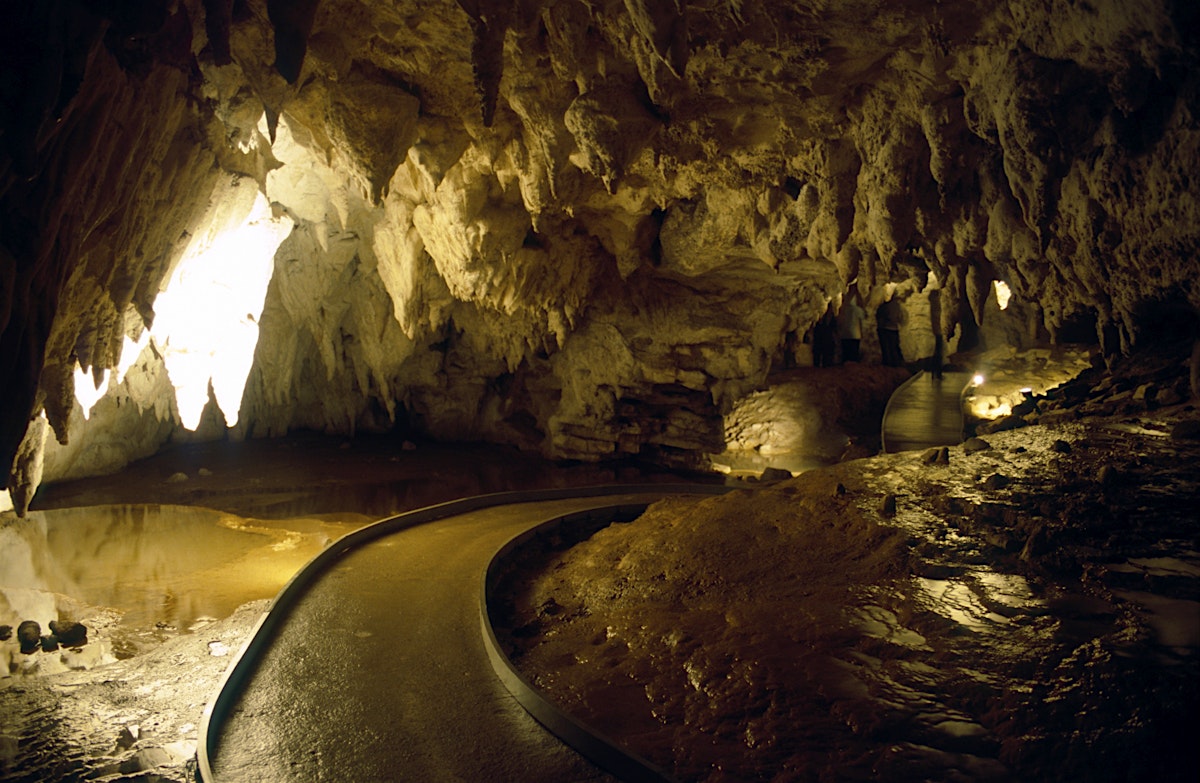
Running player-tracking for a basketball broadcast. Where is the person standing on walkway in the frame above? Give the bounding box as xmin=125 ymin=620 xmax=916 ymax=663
xmin=877 ymin=293 xmax=906 ymax=367
xmin=837 ymin=294 xmax=867 ymax=362
xmin=812 ymin=305 xmax=838 ymax=367
xmin=929 ymin=288 xmax=945 ymax=379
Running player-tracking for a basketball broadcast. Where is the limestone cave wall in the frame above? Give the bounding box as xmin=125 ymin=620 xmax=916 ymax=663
xmin=2 ymin=0 xmax=1197 ymax=510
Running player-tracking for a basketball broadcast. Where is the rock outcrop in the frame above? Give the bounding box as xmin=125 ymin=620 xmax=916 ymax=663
xmin=2 ymin=0 xmax=1197 ymax=508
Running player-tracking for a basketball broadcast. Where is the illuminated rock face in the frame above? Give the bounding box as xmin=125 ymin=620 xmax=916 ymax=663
xmin=1 ymin=1 xmax=1197 ymax=506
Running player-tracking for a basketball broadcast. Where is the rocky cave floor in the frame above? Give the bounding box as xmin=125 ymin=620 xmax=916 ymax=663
xmin=492 ymin=344 xmax=1200 ymax=783
xmin=1 ymin=345 xmax=1198 ymax=782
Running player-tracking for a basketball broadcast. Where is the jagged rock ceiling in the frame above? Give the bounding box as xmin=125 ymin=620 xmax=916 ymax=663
xmin=1 ymin=0 xmax=1197 ymax=508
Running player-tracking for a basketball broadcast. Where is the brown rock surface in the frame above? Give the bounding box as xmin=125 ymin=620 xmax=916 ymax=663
xmin=494 ymin=401 xmax=1200 ymax=782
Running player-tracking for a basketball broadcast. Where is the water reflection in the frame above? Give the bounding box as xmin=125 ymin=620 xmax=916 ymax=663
xmin=1 ymin=505 xmax=365 ymax=664
xmin=917 ymin=570 xmax=1042 ymax=633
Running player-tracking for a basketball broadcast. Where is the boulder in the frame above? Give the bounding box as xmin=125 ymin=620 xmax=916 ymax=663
xmin=1170 ymin=420 xmax=1200 ymax=440
xmin=50 ymin=619 xmax=88 ymax=647
xmin=983 ymin=473 xmax=1011 ymax=490
xmin=977 ymin=414 xmax=1028 ymax=435
xmin=16 ymin=620 xmax=41 ymax=654
xmin=759 ymin=467 xmax=794 ymax=483
xmin=962 ymin=437 xmax=992 ymax=455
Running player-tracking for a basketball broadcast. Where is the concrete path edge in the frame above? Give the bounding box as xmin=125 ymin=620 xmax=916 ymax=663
xmin=480 ymin=487 xmax=731 ymax=783
xmin=880 ymin=368 xmax=923 ymax=453
xmin=195 ymin=483 xmax=728 ymax=783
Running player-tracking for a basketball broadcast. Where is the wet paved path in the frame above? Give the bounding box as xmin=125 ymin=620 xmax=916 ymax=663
xmin=881 ymin=370 xmax=973 ymax=453
xmin=201 ymin=488 xmax=719 ymax=783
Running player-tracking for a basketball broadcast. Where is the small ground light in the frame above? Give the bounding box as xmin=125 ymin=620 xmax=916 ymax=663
xmin=972 ymin=374 xmax=985 ymax=385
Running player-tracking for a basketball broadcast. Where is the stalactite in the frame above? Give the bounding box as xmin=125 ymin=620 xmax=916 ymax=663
xmin=457 ymin=0 xmax=511 ymax=127
xmin=266 ymin=0 xmax=319 ymax=84
xmin=203 ymin=0 xmax=234 ymax=65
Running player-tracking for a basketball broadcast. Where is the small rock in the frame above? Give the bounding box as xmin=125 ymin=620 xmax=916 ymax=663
xmin=0 ymin=624 xmax=10 ymax=641
xmin=40 ymin=635 xmax=59 ymax=653
xmin=984 ymin=529 xmax=1017 ymax=551
xmin=198 ymin=467 xmax=213 ymax=477
xmin=920 ymin=448 xmax=941 ymax=464
xmin=120 ymin=747 xmax=174 ymax=774
xmin=17 ymin=620 xmax=40 ymax=654
xmin=1037 ymin=409 xmax=1078 ymax=426
xmin=977 ymin=414 xmax=1028 ymax=435
xmin=165 ymin=472 xmax=188 ymax=484
xmin=1170 ymin=420 xmax=1200 ymax=440
xmin=760 ymin=467 xmax=793 ymax=482
xmin=401 ymin=440 xmax=418 ymax=451
xmin=49 ymin=619 xmax=87 ymax=647
xmin=207 ymin=640 xmax=230 ymax=657
xmin=1050 ymin=439 xmax=1072 ymax=454
xmin=1155 ymin=386 xmax=1185 ymax=406
xmin=962 ymin=437 xmax=991 ymax=455
xmin=914 ymin=562 xmax=963 ymax=579
xmin=117 ymin=725 xmax=140 ymax=749
xmin=833 ymin=483 xmax=847 ymax=496
xmin=1013 ymin=395 xmax=1038 ymax=416
xmin=880 ymin=494 xmax=897 ymax=516
xmin=983 ymin=473 xmax=1010 ymax=490
xmin=1098 ymin=465 xmax=1119 ymax=487
xmin=1020 ymin=526 xmax=1049 ymax=561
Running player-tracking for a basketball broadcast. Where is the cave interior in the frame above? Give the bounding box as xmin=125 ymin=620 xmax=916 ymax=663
xmin=1 ymin=0 xmax=1199 ymax=780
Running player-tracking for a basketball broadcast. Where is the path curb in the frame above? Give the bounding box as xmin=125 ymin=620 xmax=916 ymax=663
xmin=196 ymin=483 xmax=727 ymax=782
xmin=480 ymin=487 xmax=730 ymax=783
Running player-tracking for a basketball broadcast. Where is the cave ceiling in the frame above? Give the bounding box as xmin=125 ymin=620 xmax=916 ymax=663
xmin=1 ymin=0 xmax=1197 ymax=494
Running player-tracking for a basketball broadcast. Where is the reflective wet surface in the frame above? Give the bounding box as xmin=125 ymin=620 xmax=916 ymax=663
xmin=207 ymin=495 xmax=678 ymax=783
xmin=498 ymin=417 xmax=1200 ymax=782
xmin=1 ymin=505 xmax=365 ymax=663
xmin=0 ymin=436 xmax=711 ymax=782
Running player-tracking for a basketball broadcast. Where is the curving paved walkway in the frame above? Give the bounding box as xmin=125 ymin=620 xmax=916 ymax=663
xmin=881 ymin=370 xmax=973 ymax=453
xmin=199 ymin=486 xmax=726 ymax=783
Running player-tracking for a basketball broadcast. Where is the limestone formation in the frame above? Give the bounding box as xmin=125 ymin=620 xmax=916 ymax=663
xmin=1 ymin=1 xmax=1197 ymax=508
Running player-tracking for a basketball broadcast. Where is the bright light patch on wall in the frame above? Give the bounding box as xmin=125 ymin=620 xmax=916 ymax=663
xmin=73 ymin=365 xmax=109 ymax=420
xmin=155 ymin=192 xmax=292 ymax=430
xmin=71 ymin=335 xmax=151 ymax=419
xmin=993 ymin=280 xmax=1012 ymax=310
xmin=116 ymin=333 xmax=150 ymax=384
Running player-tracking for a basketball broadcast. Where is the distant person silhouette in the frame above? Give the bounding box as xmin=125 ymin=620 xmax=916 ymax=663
xmin=813 ymin=305 xmax=837 ymax=367
xmin=929 ymin=288 xmax=945 ymax=379
xmin=837 ymin=295 xmax=867 ymax=362
xmin=877 ymin=294 xmax=906 ymax=367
